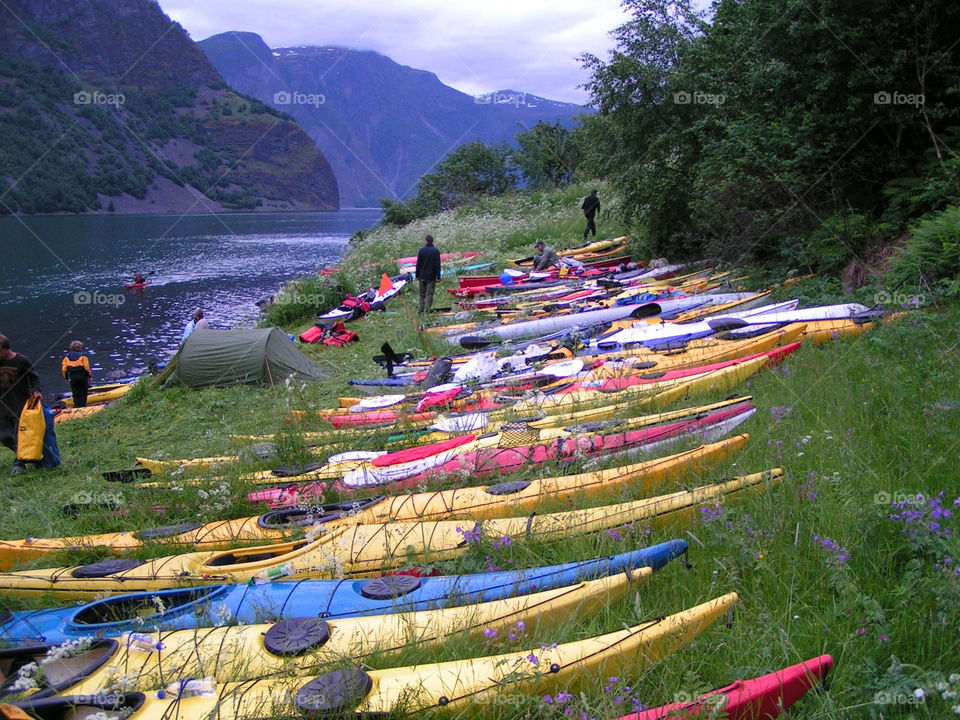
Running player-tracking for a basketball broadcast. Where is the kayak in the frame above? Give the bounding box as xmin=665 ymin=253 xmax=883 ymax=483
xmin=619 ymin=654 xmax=834 ymax=720
xmin=60 ymin=383 xmax=132 ymax=408
xmin=124 ymin=281 xmax=150 ymax=290
xmin=0 ymin=435 xmax=745 ymax=569
xmin=260 ymin=400 xmax=754 ymax=488
xmin=294 ymin=367 xmax=733 ymax=433
xmin=509 ymin=237 xmax=630 ymax=266
xmin=0 ymin=568 xmax=651 ymax=697
xmin=7 ymin=593 xmax=737 ymax=719
xmin=134 ymin=397 xmax=752 ymax=481
xmin=0 ymin=471 xmax=780 ymax=598
xmin=338 ymin=405 xmax=754 ymax=489
xmin=249 ymin=434 xmax=746 ymax=509
xmin=509 ymin=355 xmax=771 ymax=416
xmin=51 ymin=404 xmax=109 ymax=424
xmin=0 ymin=540 xmax=688 ymax=644
xmin=312 ymin=357 xmax=767 ymax=431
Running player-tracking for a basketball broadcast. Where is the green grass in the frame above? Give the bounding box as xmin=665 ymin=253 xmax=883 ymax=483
xmin=2 ymin=186 xmax=960 ymax=718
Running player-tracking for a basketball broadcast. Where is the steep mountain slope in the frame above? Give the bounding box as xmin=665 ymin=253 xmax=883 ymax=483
xmin=199 ymin=32 xmax=586 ymax=207
xmin=0 ymin=0 xmax=338 ymax=214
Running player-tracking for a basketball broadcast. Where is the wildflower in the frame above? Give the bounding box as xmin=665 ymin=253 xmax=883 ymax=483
xmin=770 ymin=405 xmax=792 ymax=421
xmin=455 ymin=525 xmax=482 ymax=543
xmin=493 ymin=535 xmax=512 ymax=548
xmin=699 ymin=502 xmax=723 ymax=523
xmin=482 ymin=628 xmax=497 ymax=638
xmin=812 ymin=535 xmax=849 ymax=565
xmin=914 ymin=688 xmax=925 ymax=700
xmin=527 ymin=653 xmax=540 ymax=666
xmin=855 ymin=627 xmax=866 ymax=636
xmin=605 ymin=529 xmax=621 ymax=541
xmin=880 ymin=635 xmax=888 ymax=642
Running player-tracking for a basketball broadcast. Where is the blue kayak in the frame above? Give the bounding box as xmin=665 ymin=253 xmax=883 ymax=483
xmin=0 ymin=540 xmax=686 ymax=645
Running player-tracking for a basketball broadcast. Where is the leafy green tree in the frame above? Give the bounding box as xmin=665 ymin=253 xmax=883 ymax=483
xmin=513 ymin=121 xmax=580 ymax=187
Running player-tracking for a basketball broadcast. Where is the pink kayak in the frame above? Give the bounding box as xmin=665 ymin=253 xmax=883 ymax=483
xmin=618 ymin=654 xmax=833 ymax=719
xmin=248 ymin=401 xmax=755 ymax=504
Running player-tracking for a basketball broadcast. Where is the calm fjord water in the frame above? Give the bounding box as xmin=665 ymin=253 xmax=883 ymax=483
xmin=0 ymin=210 xmax=381 ymax=398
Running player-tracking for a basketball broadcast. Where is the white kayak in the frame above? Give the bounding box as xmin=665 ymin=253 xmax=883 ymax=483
xmin=592 ymin=300 xmax=800 ymax=349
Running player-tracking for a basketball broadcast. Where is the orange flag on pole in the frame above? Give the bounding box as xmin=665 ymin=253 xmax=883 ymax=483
xmin=377 ymin=273 xmax=394 ymax=298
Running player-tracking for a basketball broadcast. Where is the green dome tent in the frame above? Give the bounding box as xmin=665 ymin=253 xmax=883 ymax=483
xmin=163 ymin=328 xmax=327 ymax=389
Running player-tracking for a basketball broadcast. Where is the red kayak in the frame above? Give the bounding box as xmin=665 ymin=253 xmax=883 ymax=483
xmin=619 ymin=655 xmax=833 ymax=719
xmin=457 ymin=255 xmax=635 ymax=289
xmin=124 ymin=280 xmax=150 ymax=290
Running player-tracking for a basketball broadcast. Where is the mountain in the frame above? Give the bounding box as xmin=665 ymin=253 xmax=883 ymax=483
xmin=0 ymin=0 xmax=338 ymax=215
xmin=198 ymin=33 xmax=587 ymax=207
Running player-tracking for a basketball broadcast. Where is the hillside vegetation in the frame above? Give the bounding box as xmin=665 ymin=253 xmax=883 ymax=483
xmin=3 ymin=184 xmax=959 ymax=718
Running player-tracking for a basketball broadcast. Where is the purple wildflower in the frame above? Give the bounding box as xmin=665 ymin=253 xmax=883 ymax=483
xmin=527 ymin=653 xmax=540 ymax=666
xmin=699 ymin=502 xmax=723 ymax=522
xmin=770 ymin=405 xmax=793 ymax=421
xmin=456 ymin=525 xmax=482 ymax=543
xmin=483 ymin=628 xmax=497 ymax=638
xmin=812 ymin=534 xmax=849 ymax=565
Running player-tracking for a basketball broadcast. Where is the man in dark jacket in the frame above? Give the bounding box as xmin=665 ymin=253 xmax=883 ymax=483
xmin=0 ymin=333 xmax=40 ymax=475
xmin=581 ymin=189 xmax=601 ymax=240
xmin=533 ymin=240 xmax=560 ymax=271
xmin=415 ymin=234 xmax=442 ymax=314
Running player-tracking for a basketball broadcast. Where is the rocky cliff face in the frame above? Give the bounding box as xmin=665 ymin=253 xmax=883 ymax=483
xmin=0 ymin=0 xmax=338 ymax=214
xmin=199 ymin=32 xmax=586 ymax=207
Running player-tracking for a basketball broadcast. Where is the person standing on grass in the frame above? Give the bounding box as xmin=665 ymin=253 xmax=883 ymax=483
xmin=61 ymin=340 xmax=91 ymax=408
xmin=581 ymin=189 xmax=601 ymax=240
xmin=415 ymin=234 xmax=442 ymax=314
xmin=0 ymin=333 xmax=40 ymax=476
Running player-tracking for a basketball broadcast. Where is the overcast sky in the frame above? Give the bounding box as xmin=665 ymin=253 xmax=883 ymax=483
xmin=159 ymin=1 xmax=636 ymax=104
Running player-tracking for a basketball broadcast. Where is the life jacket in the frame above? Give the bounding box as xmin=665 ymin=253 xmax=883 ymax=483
xmin=61 ymin=351 xmax=90 ymax=380
xmin=339 ymin=295 xmax=371 ymax=313
xmin=321 ymin=321 xmax=359 ymax=347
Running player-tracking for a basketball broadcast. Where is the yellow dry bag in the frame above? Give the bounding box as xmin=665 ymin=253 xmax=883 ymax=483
xmin=16 ymin=396 xmax=45 ymax=462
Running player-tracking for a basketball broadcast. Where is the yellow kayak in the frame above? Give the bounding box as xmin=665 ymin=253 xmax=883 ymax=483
xmin=0 ymin=436 xmax=747 ymax=570
xmin=3 ymin=567 xmax=651 ymax=697
xmin=510 ymin=356 xmax=767 ymax=415
xmin=0 ymin=470 xmax=781 ymax=598
xmin=61 ymin=383 xmax=131 ymax=408
xmin=4 ymin=593 xmax=737 ymax=719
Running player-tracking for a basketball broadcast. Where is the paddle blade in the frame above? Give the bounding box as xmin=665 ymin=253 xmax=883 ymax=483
xmin=460 ymin=335 xmax=495 ymax=350
xmin=707 ymin=317 xmax=748 ymax=331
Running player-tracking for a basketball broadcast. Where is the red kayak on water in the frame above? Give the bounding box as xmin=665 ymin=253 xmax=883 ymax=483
xmin=125 ymin=280 xmax=150 ymax=290
xmin=618 ymin=655 xmax=833 ymax=719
